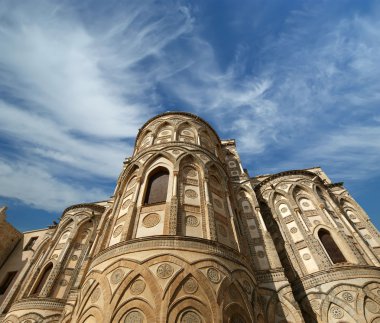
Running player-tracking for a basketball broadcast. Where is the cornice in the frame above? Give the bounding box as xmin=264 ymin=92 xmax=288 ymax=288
xmin=134 ymin=111 xmax=222 ymax=147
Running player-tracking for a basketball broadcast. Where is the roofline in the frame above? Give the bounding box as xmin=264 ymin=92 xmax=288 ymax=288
xmin=134 ymin=111 xmax=222 ymax=147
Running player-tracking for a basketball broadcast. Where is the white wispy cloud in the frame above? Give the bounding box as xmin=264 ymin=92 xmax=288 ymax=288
xmin=0 ymin=0 xmax=193 ymax=211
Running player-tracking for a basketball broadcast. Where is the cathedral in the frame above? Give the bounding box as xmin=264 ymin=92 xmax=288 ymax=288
xmin=1 ymin=111 xmax=380 ymax=323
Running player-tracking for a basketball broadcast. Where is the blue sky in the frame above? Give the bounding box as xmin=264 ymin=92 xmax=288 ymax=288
xmin=0 ymin=0 xmax=379 ymax=231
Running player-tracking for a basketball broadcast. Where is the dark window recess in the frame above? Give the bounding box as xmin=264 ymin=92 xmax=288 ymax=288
xmin=31 ymin=263 xmax=53 ymax=296
xmin=24 ymin=237 xmax=38 ymax=251
xmin=319 ymin=229 xmax=346 ymax=264
xmin=0 ymin=271 xmax=17 ymax=294
xmin=144 ymin=168 xmax=169 ymax=204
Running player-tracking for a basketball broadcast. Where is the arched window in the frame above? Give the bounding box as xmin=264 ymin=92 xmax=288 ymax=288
xmin=318 ymin=229 xmax=346 ymax=264
xmin=144 ymin=168 xmax=169 ymax=204
xmin=32 ymin=262 xmax=53 ymax=295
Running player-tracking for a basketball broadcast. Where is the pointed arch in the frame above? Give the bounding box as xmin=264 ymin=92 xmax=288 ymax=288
xmin=31 ymin=262 xmax=53 ymax=296
xmin=144 ymin=167 xmax=170 ymax=205
xmin=177 ymin=121 xmax=197 ymax=144
xmin=318 ymin=228 xmax=346 ymax=264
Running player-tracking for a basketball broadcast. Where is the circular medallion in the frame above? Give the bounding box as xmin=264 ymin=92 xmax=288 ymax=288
xmin=71 ymin=255 xmax=78 ymax=261
xmin=302 ymin=202 xmax=310 ymax=208
xmin=342 ymin=292 xmax=354 ymax=302
xmin=62 ymin=233 xmax=69 ymax=240
xmin=125 ymin=311 xmax=144 ymax=323
xmin=349 ymin=214 xmax=356 ymax=219
xmin=290 ymin=227 xmax=298 ymax=234
xmin=182 ymin=130 xmax=192 ymax=136
xmin=337 ymin=222 xmax=344 ymax=228
xmin=228 ymin=161 xmax=236 ymax=168
xmin=200 ymin=154 xmax=208 ymax=161
xmin=90 ymin=287 xmax=101 ymax=303
xmin=142 ymin=213 xmax=160 ymax=228
xmin=218 ymin=225 xmax=227 ymax=237
xmin=213 ymin=199 xmax=223 ymax=208
xmin=51 ymin=254 xmax=58 ymax=260
xmin=185 ymin=215 xmax=199 ymax=227
xmin=330 ymin=306 xmax=343 ymax=319
xmin=130 ymin=279 xmax=146 ymax=295
xmin=121 ymin=199 xmax=131 ymax=210
xmin=314 ymin=220 xmax=321 ymax=226
xmin=364 ymin=234 xmax=372 ymax=240
xmin=280 ymin=184 xmax=288 ymax=190
xmin=207 ymin=268 xmax=221 ymax=283
xmin=111 ymin=268 xmax=124 ymax=285
xmin=113 ymin=225 xmax=123 ymax=238
xmin=160 ymin=130 xmax=170 ymax=136
xmin=367 ymin=301 xmax=379 ymax=314
xmin=280 ymin=207 xmax=288 ymax=213
xmin=243 ymin=205 xmax=250 ymax=211
xmin=183 ymin=277 xmax=198 ymax=294
xmin=60 ymin=279 xmax=68 ymax=286
xmin=157 ymin=263 xmax=174 ymax=279
xmin=172 ymin=150 xmax=181 ymax=155
xmin=181 ymin=311 xmax=201 ymax=323
xmin=303 ymin=253 xmax=311 ymax=260
xmin=257 ymin=251 xmax=265 ymax=258
xmin=185 ymin=189 xmax=198 ymax=199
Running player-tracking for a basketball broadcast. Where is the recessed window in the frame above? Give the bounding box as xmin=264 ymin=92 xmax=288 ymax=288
xmin=144 ymin=168 xmax=169 ymax=205
xmin=0 ymin=271 xmax=17 ymax=295
xmin=318 ymin=229 xmax=346 ymax=264
xmin=24 ymin=236 xmax=38 ymax=251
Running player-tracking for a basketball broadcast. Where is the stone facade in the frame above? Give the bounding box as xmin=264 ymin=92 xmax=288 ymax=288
xmin=0 ymin=111 xmax=379 ymax=323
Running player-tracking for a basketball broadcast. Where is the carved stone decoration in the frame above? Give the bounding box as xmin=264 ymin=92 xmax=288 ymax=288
xmin=366 ymin=300 xmax=380 ymax=314
xmin=130 ymin=279 xmax=146 ymax=295
xmin=342 ymin=292 xmax=354 ymax=302
xmin=184 ymin=167 xmax=197 ymax=177
xmin=310 ymin=300 xmax=321 ymax=312
xmin=62 ymin=233 xmax=69 ymax=240
xmin=186 ymin=215 xmax=199 ymax=227
xmin=90 ymin=287 xmax=101 ymax=303
xmin=71 ymin=255 xmax=78 ymax=261
xmin=207 ymin=268 xmax=221 ymax=283
xmin=172 ymin=149 xmax=181 ymax=155
xmin=142 ymin=213 xmax=160 ymax=228
xmin=183 ymin=277 xmax=198 ymax=294
xmin=185 ymin=189 xmax=198 ymax=199
xmin=290 ymin=227 xmax=298 ymax=234
xmin=181 ymin=311 xmax=202 ymax=323
xmin=113 ymin=225 xmax=123 ymax=238
xmin=243 ymin=280 xmax=251 ymax=294
xmin=121 ymin=199 xmax=131 ymax=210
xmin=364 ymin=234 xmax=372 ymax=240
xmin=125 ymin=310 xmax=144 ymax=323
xmin=303 ymin=253 xmax=311 ymax=260
xmin=110 ymin=268 xmax=124 ymax=285
xmin=218 ymin=225 xmax=227 ymax=237
xmin=330 ymin=306 xmax=344 ymax=319
xmin=314 ymin=220 xmax=321 ymax=225
xmin=213 ymin=199 xmax=223 ymax=208
xmin=157 ymin=263 xmax=174 ymax=279
xmin=280 ymin=207 xmax=287 ymax=213
xmin=60 ymin=279 xmax=68 ymax=286
xmin=257 ymin=251 xmax=265 ymax=258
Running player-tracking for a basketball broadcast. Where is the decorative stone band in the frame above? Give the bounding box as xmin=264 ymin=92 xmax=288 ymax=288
xmin=8 ymin=297 xmax=66 ymax=312
xmin=89 ymin=236 xmax=252 ymax=272
xmin=293 ymin=266 xmax=380 ymax=292
xmin=255 ymin=269 xmax=288 ymax=283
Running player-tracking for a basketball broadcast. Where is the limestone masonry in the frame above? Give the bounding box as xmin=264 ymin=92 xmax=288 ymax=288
xmin=1 ymin=112 xmax=380 ymax=322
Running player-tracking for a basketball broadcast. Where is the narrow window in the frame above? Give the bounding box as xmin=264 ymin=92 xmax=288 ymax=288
xmin=144 ymin=168 xmax=169 ymax=204
xmin=31 ymin=263 xmax=53 ymax=295
xmin=24 ymin=236 xmax=38 ymax=251
xmin=318 ymin=229 xmax=346 ymax=264
xmin=0 ymin=271 xmax=17 ymax=294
